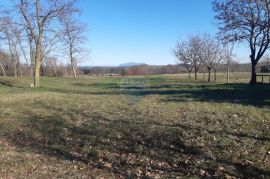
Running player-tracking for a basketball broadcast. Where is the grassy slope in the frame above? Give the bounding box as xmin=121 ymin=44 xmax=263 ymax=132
xmin=0 ymin=74 xmax=269 ymax=178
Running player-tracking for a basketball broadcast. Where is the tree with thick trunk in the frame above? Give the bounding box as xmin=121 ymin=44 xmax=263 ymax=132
xmin=207 ymin=67 xmax=212 ymax=82
xmin=213 ymin=0 xmax=270 ymax=84
xmin=188 ymin=69 xmax=192 ymax=79
xmin=194 ymin=66 xmax=199 ymax=80
xmin=19 ymin=0 xmax=78 ymax=87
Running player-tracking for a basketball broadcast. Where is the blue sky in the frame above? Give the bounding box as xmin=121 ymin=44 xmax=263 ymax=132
xmin=79 ymin=0 xmax=224 ymax=66
xmin=2 ymin=0 xmax=249 ymax=66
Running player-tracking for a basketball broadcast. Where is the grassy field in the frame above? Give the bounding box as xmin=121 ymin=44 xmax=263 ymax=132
xmin=0 ymin=73 xmax=270 ymax=178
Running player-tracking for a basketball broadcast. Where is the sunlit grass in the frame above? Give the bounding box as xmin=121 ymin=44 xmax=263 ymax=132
xmin=0 ymin=73 xmax=269 ymax=178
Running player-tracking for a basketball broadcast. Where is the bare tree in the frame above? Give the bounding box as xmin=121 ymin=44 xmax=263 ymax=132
xmin=173 ymin=41 xmax=194 ymax=78
xmin=18 ymin=0 xmax=78 ymax=87
xmin=41 ymin=28 xmax=63 ymax=63
xmin=173 ymin=34 xmax=204 ymax=80
xmin=0 ymin=51 xmax=6 ymax=77
xmin=0 ymin=17 xmax=22 ymax=77
xmin=43 ymin=56 xmax=59 ymax=77
xmin=190 ymin=35 xmax=204 ymax=80
xmin=15 ymin=23 xmax=34 ymax=77
xmin=202 ymin=35 xmax=225 ymax=82
xmin=60 ymin=15 xmax=86 ymax=79
xmin=213 ymin=0 xmax=270 ymax=84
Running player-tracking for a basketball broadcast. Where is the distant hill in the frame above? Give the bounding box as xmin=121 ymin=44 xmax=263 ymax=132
xmin=118 ymin=62 xmax=147 ymax=67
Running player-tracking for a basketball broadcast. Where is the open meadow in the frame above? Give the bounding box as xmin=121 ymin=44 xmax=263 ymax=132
xmin=0 ymin=73 xmax=270 ymax=178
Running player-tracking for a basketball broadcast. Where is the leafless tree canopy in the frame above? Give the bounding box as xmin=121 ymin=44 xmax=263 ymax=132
xmin=18 ymin=0 xmax=79 ymax=87
xmin=202 ymin=34 xmax=225 ymax=81
xmin=0 ymin=16 xmax=24 ymax=77
xmin=0 ymin=0 xmax=88 ymax=84
xmin=173 ymin=40 xmax=194 ymax=78
xmin=173 ymin=34 xmax=206 ymax=79
xmin=174 ymin=34 xmax=226 ymax=81
xmin=213 ymin=0 xmax=270 ymax=84
xmin=60 ymin=14 xmax=87 ymax=79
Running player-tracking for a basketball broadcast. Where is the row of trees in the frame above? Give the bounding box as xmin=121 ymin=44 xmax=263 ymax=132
xmin=1 ymin=0 xmax=270 ymax=85
xmin=81 ymin=63 xmax=252 ymax=78
xmin=0 ymin=0 xmax=87 ymax=87
xmin=176 ymin=0 xmax=270 ymax=84
xmin=0 ymin=48 xmax=83 ymax=77
xmin=173 ymin=34 xmax=233 ymax=82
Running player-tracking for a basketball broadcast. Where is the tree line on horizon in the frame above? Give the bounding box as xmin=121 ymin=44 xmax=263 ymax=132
xmin=80 ymin=62 xmax=269 ymax=79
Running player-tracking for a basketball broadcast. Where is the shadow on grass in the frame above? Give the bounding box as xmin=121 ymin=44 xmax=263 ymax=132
xmin=73 ymin=82 xmax=120 ymax=89
xmin=161 ymin=83 xmax=270 ymax=107
xmin=44 ymin=83 xmax=270 ymax=107
xmin=1 ymin=101 xmax=270 ymax=178
xmin=3 ymin=111 xmax=203 ymax=177
xmin=0 ymin=80 xmax=15 ymax=87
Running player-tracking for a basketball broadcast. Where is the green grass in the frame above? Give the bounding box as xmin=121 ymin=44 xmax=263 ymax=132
xmin=0 ymin=74 xmax=270 ymax=178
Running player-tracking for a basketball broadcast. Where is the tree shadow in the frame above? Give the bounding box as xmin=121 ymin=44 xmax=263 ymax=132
xmin=1 ymin=106 xmax=204 ymax=177
xmin=45 ymin=82 xmax=270 ymax=107
xmin=161 ymin=83 xmax=270 ymax=107
xmin=0 ymin=79 xmax=28 ymax=89
xmin=0 ymin=80 xmax=14 ymax=87
xmin=73 ymin=82 xmax=120 ymax=89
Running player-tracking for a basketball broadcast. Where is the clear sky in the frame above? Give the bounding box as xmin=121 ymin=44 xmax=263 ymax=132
xmin=1 ymin=0 xmax=248 ymax=66
xmin=78 ymin=0 xmax=222 ymax=66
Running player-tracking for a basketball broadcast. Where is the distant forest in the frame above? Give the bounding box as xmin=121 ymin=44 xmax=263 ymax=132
xmin=79 ymin=62 xmax=269 ymax=76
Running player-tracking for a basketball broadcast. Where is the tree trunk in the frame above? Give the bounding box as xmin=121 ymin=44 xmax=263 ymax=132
xmin=72 ymin=63 xmax=77 ymax=79
xmin=33 ymin=0 xmax=43 ymax=87
xmin=34 ymin=40 xmax=42 ymax=87
xmin=214 ymin=69 xmax=217 ymax=81
xmin=227 ymin=66 xmax=230 ymax=83
xmin=250 ymin=61 xmax=257 ymax=84
xmin=0 ymin=62 xmax=6 ymax=77
xmin=18 ymin=62 xmax=23 ymax=77
xmin=14 ymin=61 xmax=17 ymax=78
xmin=53 ymin=67 xmax=57 ymax=77
xmin=30 ymin=39 xmax=35 ymax=77
xmin=208 ymin=68 xmax=211 ymax=82
xmin=188 ymin=70 xmax=191 ymax=79
xmin=194 ymin=68 xmax=198 ymax=80
xmin=69 ymin=47 xmax=77 ymax=79
xmin=30 ymin=65 xmax=33 ymax=77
